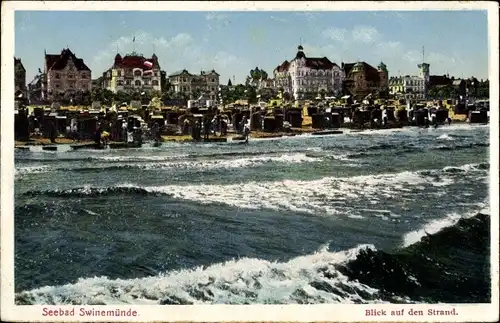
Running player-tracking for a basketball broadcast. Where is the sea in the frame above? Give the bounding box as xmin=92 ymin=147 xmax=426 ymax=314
xmin=13 ymin=123 xmax=491 ymax=305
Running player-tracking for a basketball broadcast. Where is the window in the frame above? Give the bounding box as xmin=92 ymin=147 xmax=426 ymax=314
xmin=152 ymin=80 xmax=159 ymax=86
xmin=211 ymin=78 xmax=215 ymax=82
xmin=126 ymin=80 xmax=131 ymax=85
xmin=134 ymin=70 xmax=142 ymax=77
xmin=135 ymin=80 xmax=142 ymax=86
xmin=55 ymin=73 xmax=60 ymax=79
xmin=117 ymin=80 xmax=124 ymax=86
xmin=81 ymin=74 xmax=88 ymax=79
xmin=68 ymin=74 xmax=74 ymax=79
xmin=55 ymin=84 xmax=60 ymax=88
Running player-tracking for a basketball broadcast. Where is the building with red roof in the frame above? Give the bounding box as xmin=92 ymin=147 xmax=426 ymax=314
xmin=273 ymin=45 xmax=344 ymax=99
xmin=102 ymin=52 xmax=161 ymax=94
xmin=42 ymin=48 xmax=92 ymax=100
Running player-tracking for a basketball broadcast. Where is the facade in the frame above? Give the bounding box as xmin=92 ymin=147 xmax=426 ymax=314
xmin=15 ymin=57 xmax=27 ymax=96
xmin=102 ymin=52 xmax=161 ymax=94
xmin=273 ymin=45 xmax=344 ymax=99
xmin=43 ymin=48 xmax=92 ymax=100
xmin=389 ymin=61 xmax=429 ymax=99
xmin=91 ymin=77 xmax=103 ymax=90
xmin=342 ymin=61 xmax=389 ymax=99
xmin=389 ymin=75 xmax=426 ymax=99
xmin=168 ymin=69 xmax=220 ymax=99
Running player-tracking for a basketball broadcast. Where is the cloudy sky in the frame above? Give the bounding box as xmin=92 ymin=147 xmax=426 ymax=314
xmin=15 ymin=10 xmax=489 ymax=86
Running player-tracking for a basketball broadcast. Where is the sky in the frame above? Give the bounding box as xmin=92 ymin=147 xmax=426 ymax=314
xmin=15 ymin=10 xmax=489 ymax=86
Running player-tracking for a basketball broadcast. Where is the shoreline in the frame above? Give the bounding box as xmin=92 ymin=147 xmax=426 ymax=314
xmin=14 ymin=120 xmax=475 ymax=148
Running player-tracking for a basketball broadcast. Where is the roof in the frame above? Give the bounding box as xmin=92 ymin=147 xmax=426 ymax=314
xmin=343 ymin=62 xmax=381 ymax=83
xmin=429 ymin=75 xmax=452 ymax=87
xmin=274 ymin=60 xmax=290 ymax=73
xmin=15 ymin=58 xmax=26 ymax=71
xmin=342 ymin=63 xmax=355 ymax=75
xmin=274 ymin=49 xmax=339 ymax=73
xmin=305 ymin=57 xmax=338 ymax=70
xmin=169 ymin=70 xmax=193 ymax=77
xmin=45 ymin=48 xmax=91 ymax=72
xmin=113 ymin=53 xmax=159 ymax=70
xmin=168 ymin=69 xmax=219 ymax=77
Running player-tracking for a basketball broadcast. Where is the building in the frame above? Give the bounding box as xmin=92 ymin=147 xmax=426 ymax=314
xmin=389 ymin=75 xmax=426 ymax=99
xmin=42 ymin=48 xmax=92 ymax=100
xmin=91 ymin=77 xmax=104 ymax=90
xmin=101 ymin=52 xmax=161 ymax=94
xmin=168 ymin=69 xmax=220 ymax=99
xmin=342 ymin=61 xmax=389 ymax=99
xmin=273 ymin=45 xmax=344 ymax=100
xmin=15 ymin=57 xmax=27 ymax=98
xmin=389 ymin=60 xmax=429 ymax=99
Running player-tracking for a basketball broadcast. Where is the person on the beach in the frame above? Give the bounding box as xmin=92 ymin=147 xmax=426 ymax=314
xmin=447 ymin=117 xmax=452 ymax=126
xmin=244 ymin=124 xmax=250 ymax=144
xmin=49 ymin=121 xmax=57 ymax=143
xmin=94 ymin=126 xmax=102 ymax=146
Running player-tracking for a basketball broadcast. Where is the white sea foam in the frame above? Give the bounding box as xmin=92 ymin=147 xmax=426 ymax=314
xmin=100 ymin=153 xmax=319 ymax=171
xmin=133 ymin=169 xmax=454 ymax=216
xmin=437 ymin=134 xmax=454 ymax=141
xmin=402 ymin=202 xmax=488 ymax=247
xmin=15 ymin=165 xmax=51 ymax=176
xmin=17 ymin=244 xmax=386 ymax=305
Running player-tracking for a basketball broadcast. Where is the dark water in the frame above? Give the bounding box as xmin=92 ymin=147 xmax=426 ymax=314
xmin=14 ymin=124 xmax=490 ymax=304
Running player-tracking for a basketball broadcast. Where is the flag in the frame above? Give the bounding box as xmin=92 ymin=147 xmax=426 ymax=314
xmin=133 ymin=36 xmax=135 ymax=42
xmin=144 ymin=61 xmax=153 ymax=68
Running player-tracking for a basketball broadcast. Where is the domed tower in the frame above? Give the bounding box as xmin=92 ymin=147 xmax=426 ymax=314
xmin=114 ymin=53 xmax=122 ymax=67
xmin=295 ymin=45 xmax=306 ymax=60
xmin=378 ymin=61 xmax=389 ymax=89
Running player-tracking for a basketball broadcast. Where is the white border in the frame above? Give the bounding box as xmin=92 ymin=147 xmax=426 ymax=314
xmin=1 ymin=1 xmax=499 ymax=322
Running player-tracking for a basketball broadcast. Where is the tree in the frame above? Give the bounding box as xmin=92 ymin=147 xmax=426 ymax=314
xmin=227 ymin=78 xmax=232 ymax=87
xmin=247 ymin=67 xmax=269 ymax=86
xmin=114 ymin=91 xmax=131 ymax=105
xmin=319 ymin=89 xmax=326 ymax=100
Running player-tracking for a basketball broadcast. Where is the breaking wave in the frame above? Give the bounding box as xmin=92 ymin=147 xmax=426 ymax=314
xmin=21 ymin=163 xmax=487 ymax=216
xmin=16 ymin=210 xmax=490 ymax=305
xmin=16 ymin=153 xmax=319 ymax=175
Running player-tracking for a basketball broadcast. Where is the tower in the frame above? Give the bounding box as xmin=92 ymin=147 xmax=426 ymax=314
xmin=377 ymin=61 xmax=389 ymax=89
xmin=417 ymin=46 xmax=430 ymax=83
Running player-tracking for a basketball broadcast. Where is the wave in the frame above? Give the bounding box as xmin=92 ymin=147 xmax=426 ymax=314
xmin=436 ymin=134 xmax=454 ymax=141
xmin=15 ymin=244 xmax=386 ymax=305
xmin=434 ymin=142 xmax=489 ymax=151
xmin=16 ymin=153 xmax=320 ymax=175
xmin=338 ymin=211 xmax=491 ymax=304
xmin=21 ymin=164 xmax=487 ymax=215
xmin=16 ymin=211 xmax=490 ymax=305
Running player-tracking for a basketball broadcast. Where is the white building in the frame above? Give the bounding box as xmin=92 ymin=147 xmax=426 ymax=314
xmin=102 ymin=52 xmax=161 ymax=94
xmin=389 ymin=62 xmax=430 ymax=99
xmin=273 ymin=45 xmax=344 ymax=99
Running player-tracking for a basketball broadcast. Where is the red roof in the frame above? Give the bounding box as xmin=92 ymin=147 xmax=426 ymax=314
xmin=113 ymin=53 xmax=159 ymax=70
xmin=45 ymin=49 xmax=90 ymax=72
